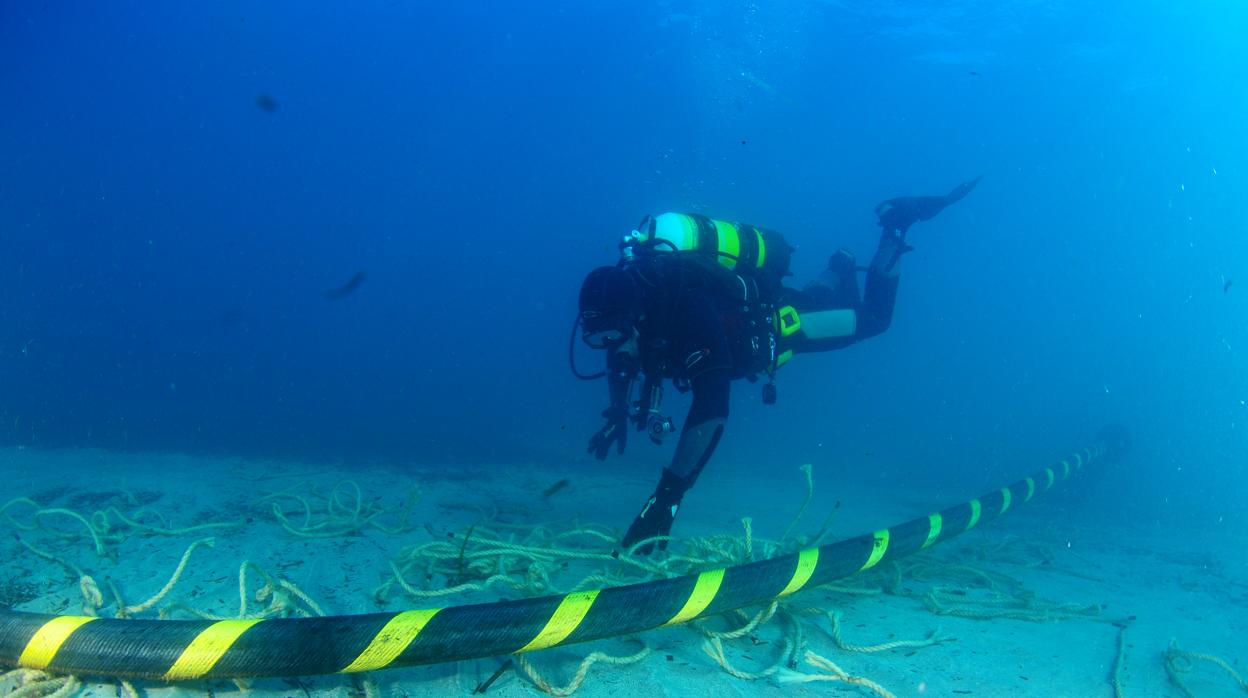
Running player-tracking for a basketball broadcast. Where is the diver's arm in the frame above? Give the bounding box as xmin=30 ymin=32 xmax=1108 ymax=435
xmin=587 ymin=346 xmax=637 ymax=460
xmin=605 ymin=347 xmax=636 ymax=412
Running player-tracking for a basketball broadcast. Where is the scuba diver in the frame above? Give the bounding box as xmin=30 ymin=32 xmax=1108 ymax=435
xmin=574 ymin=177 xmax=981 ymax=554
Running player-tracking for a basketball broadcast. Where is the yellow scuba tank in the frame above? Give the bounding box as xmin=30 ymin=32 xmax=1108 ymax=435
xmin=621 ymin=212 xmax=793 ymax=287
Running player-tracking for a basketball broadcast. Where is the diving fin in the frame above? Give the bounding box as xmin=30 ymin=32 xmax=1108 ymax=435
xmin=875 ymin=175 xmax=983 ymax=235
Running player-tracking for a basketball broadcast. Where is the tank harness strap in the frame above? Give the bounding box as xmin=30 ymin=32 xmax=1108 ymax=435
xmin=771 ymin=305 xmax=801 ymax=370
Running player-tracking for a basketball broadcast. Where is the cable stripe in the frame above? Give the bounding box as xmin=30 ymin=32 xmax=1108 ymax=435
xmin=1045 ymin=467 xmax=1055 ymax=489
xmin=18 ymin=616 xmax=97 ymax=670
xmin=999 ymin=487 xmax=1012 ymax=515
xmin=664 ymin=568 xmax=725 ymax=626
xmin=516 ymin=591 xmax=598 ymax=653
xmin=164 ymin=619 xmax=261 ymax=680
xmin=778 ymin=548 xmax=819 ymax=596
xmin=341 ymin=609 xmax=440 ymax=673
xmin=921 ymin=514 xmax=943 ymax=549
xmin=966 ymin=499 xmax=982 ymax=531
xmin=860 ymin=530 xmax=890 ymax=571
xmin=1024 ymin=477 xmax=1036 ymax=502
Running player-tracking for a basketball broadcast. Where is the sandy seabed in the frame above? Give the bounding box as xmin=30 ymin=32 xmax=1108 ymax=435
xmin=0 ymin=446 xmax=1244 ymax=697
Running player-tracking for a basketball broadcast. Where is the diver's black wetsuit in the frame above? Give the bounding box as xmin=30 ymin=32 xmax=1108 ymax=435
xmin=597 ymin=228 xmax=906 ymax=553
xmin=588 ymin=177 xmax=981 ymax=553
xmin=624 ymin=237 xmax=905 ymax=445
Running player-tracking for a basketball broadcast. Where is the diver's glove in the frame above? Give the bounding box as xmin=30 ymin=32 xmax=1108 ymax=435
xmin=620 ymin=468 xmax=688 ymax=555
xmin=588 ymin=406 xmax=629 ymax=460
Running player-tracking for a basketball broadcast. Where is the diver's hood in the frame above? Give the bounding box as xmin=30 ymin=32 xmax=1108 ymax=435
xmin=578 ymin=266 xmax=640 ymax=334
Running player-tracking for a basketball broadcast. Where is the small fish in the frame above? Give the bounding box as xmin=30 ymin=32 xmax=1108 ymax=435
xmin=255 ymin=93 xmax=278 ymax=113
xmin=1224 ymin=278 xmax=1234 ymax=293
xmin=326 ymin=270 xmax=365 ymax=300
xmin=969 ymin=70 xmax=980 ymax=76
xmin=541 ymin=478 xmax=570 ymax=500
xmin=740 ymin=70 xmax=798 ymax=107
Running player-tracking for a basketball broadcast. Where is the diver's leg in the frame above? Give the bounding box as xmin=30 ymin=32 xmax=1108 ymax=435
xmin=857 ymin=231 xmax=904 ymax=338
xmin=784 ymin=230 xmax=904 ymax=356
xmin=621 ymin=370 xmax=728 ymax=554
xmin=796 ymin=248 xmax=861 ymax=311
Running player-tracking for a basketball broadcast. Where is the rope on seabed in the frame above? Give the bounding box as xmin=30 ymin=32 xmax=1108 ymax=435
xmin=777 ymin=651 xmax=897 ymax=698
xmin=824 ymin=610 xmax=945 ymax=653
xmin=1164 ymin=638 xmax=1248 ymax=697
xmin=1110 ymin=620 xmax=1129 ymax=698
xmin=1 ymin=452 xmax=1138 ymax=696
xmin=1 ymin=669 xmax=83 ymax=698
xmin=515 ymin=639 xmax=652 ymax=697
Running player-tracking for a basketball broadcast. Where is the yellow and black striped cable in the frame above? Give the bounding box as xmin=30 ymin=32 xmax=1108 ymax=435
xmin=0 ymin=434 xmax=1123 ymax=681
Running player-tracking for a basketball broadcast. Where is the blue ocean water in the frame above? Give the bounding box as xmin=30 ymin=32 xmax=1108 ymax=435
xmin=2 ymin=0 xmax=1246 ymax=534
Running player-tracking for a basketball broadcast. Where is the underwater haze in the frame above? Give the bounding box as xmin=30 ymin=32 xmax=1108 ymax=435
xmin=3 ymin=0 xmax=1247 ymax=534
